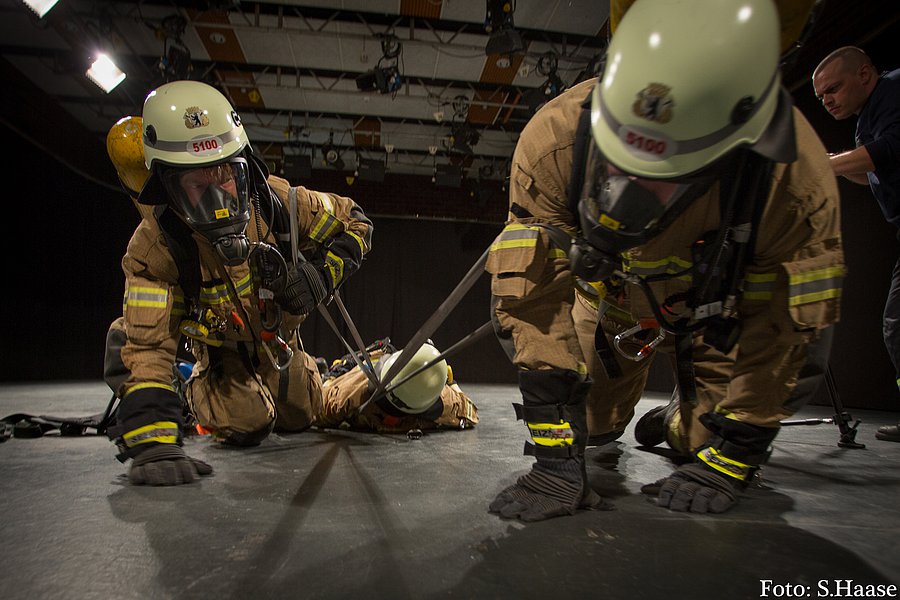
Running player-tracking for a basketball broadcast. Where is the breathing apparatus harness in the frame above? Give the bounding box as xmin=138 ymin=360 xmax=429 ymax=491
xmin=563 ymin=93 xmax=787 ymax=405
xmin=158 ymin=150 xmax=300 ymax=383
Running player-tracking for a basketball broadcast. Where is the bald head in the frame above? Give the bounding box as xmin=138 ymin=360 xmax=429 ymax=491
xmin=812 ymin=46 xmax=878 ymax=120
xmin=813 ymin=46 xmax=873 ymax=80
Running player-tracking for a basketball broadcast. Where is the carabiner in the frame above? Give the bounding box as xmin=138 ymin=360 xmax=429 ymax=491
xmin=261 ymin=335 xmax=293 ymax=372
xmin=613 ymin=322 xmax=665 ymax=362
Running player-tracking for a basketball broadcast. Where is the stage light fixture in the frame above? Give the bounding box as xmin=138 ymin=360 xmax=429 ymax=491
xmin=22 ymin=0 xmax=59 ymax=18
xmin=484 ymin=0 xmax=524 ymax=55
xmin=86 ymin=53 xmax=126 ymax=93
xmin=355 ymin=65 xmax=402 ymax=94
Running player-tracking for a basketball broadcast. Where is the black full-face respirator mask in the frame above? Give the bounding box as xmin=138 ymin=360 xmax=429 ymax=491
xmin=569 ymin=141 xmax=716 ymax=284
xmin=159 ymin=158 xmax=252 ymax=266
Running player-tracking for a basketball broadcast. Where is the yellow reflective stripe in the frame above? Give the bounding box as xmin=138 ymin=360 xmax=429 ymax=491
xmin=492 ymin=238 xmax=538 ymax=251
xmin=317 ymin=191 xmax=334 ymax=214
xmin=346 ymin=231 xmax=366 ymax=254
xmin=697 ymin=446 xmax=752 ymax=481
xmin=123 ymin=382 xmax=176 ymax=399
xmin=310 ymin=193 xmax=340 ymax=243
xmin=126 ymin=286 xmax=168 ymax=308
xmin=200 ymin=274 xmax=253 ymax=305
xmin=463 ymin=398 xmax=476 ymax=421
xmin=788 ymin=266 xmax=845 ymax=306
xmin=310 ymin=212 xmax=341 ymax=243
xmin=233 ymin=272 xmax=253 ymax=297
xmin=200 ymin=282 xmax=229 ymax=305
xmin=172 ymin=293 xmax=187 ymax=317
xmin=324 ymin=250 xmax=344 ymax=287
xmin=527 ymin=421 xmax=575 ymax=447
xmin=547 ymin=248 xmax=567 ymax=260
xmin=490 ymin=225 xmax=540 ymax=252
xmin=743 ymin=272 xmax=776 ymax=301
xmin=122 ymin=421 xmax=180 ymax=447
xmin=623 ymin=256 xmax=692 ymax=281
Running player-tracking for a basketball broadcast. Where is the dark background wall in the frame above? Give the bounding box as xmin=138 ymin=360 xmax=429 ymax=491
xmin=3 ymin=29 xmax=900 ymax=412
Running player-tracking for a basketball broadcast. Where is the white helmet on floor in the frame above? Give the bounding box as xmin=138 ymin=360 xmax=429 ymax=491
xmin=378 ymin=343 xmax=448 ymax=414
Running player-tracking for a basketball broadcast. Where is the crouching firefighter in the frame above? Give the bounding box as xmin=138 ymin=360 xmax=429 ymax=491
xmin=486 ymin=0 xmax=844 ymax=520
xmin=103 ymin=80 xmax=372 ymax=485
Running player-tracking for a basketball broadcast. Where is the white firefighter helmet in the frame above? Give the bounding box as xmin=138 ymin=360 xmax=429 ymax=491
xmin=592 ymin=0 xmax=782 ymax=179
xmin=142 ymin=80 xmax=249 ymax=169
xmin=378 ymin=343 xmax=448 ymax=414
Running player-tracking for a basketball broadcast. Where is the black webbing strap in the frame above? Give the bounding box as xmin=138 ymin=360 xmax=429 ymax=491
xmin=674 ymin=331 xmax=697 ymax=448
xmin=316 ymin=297 xmax=383 ymax=394
xmin=566 ymin=94 xmax=594 ymax=218
xmin=512 ymin=402 xmax=576 ymax=424
xmin=155 ymin=205 xmax=201 ymax=303
xmin=594 ymin=313 xmax=623 ymax=379
xmin=368 ymin=244 xmax=490 ymax=405
xmin=383 ymin=321 xmax=494 ymax=395
xmin=523 ymin=441 xmax=577 ymax=458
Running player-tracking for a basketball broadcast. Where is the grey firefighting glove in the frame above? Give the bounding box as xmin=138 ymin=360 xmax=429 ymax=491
xmin=642 ymin=463 xmax=737 ymax=514
xmin=489 ymin=369 xmax=611 ymax=522
xmin=278 ymin=262 xmax=330 ymax=316
xmin=128 ymin=444 xmax=213 ymax=486
xmin=489 ymin=459 xmax=610 ymax=522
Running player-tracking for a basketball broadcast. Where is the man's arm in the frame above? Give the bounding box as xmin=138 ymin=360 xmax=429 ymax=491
xmin=829 ymin=146 xmax=874 ymax=184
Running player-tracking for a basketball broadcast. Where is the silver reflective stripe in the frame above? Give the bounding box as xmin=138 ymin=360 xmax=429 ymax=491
xmin=788 ymin=267 xmax=845 ymax=305
xmin=743 ymin=273 xmax=776 ymax=300
xmin=490 ymin=225 xmax=539 ymax=251
xmin=599 ymin=72 xmax=778 ymax=157
xmin=145 ymin=126 xmax=243 ymax=153
xmin=623 ymin=256 xmax=692 ymax=278
xmin=125 ymin=286 xmax=168 ymax=308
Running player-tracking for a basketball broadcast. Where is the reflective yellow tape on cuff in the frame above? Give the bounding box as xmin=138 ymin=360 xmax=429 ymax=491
xmin=311 ymin=211 xmax=340 ymax=243
xmin=324 ymin=250 xmax=344 ymax=287
xmin=527 ymin=421 xmax=575 ymax=447
xmin=123 ymin=382 xmax=176 ymax=398
xmin=697 ymin=446 xmax=752 ymax=481
xmin=123 ymin=421 xmax=180 ymax=448
xmin=347 ymin=231 xmax=367 ymax=254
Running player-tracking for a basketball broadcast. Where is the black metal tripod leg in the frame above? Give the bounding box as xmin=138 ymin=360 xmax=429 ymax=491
xmin=825 ymin=366 xmax=865 ymax=449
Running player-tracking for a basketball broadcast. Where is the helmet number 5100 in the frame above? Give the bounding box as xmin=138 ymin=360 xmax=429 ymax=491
xmin=626 ymin=131 xmax=666 ymax=155
xmin=189 ymin=137 xmax=222 ymax=156
xmin=618 ymin=126 xmax=674 ymax=161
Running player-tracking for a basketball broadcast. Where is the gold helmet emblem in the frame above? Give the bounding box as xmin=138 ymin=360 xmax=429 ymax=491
xmin=183 ymin=106 xmax=210 ymax=129
xmin=632 ymin=83 xmax=674 ymax=124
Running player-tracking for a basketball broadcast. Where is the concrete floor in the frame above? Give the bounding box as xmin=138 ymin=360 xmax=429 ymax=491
xmin=0 ymin=381 xmax=899 ymax=600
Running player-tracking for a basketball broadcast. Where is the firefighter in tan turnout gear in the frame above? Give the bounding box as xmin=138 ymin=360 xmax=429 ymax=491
xmin=317 ymin=340 xmax=478 ymax=434
xmin=486 ymin=0 xmax=844 ymax=520
xmin=104 ymin=80 xmax=376 ymax=485
xmin=103 ymin=98 xmax=478 ymax=486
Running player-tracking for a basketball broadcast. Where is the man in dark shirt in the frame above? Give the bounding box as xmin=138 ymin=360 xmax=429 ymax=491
xmin=813 ymin=46 xmax=900 ymax=442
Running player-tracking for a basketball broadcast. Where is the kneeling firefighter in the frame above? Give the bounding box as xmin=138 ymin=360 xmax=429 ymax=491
xmin=104 ymin=80 xmax=373 ymax=485
xmin=486 ymin=0 xmax=844 ymax=519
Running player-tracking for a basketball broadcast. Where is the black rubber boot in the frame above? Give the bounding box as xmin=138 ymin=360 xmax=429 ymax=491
xmin=489 ymin=369 xmax=612 ymax=521
xmin=634 ymin=390 xmax=679 ymax=448
xmin=875 ymin=422 xmax=900 ymax=442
